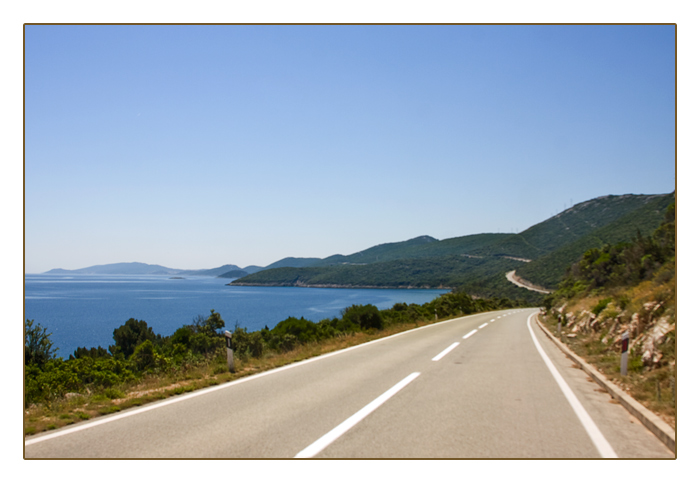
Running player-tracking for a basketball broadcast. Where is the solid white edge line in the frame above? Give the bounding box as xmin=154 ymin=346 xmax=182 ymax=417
xmin=479 ymin=323 xmax=488 ymax=329
xmin=463 ymin=329 xmax=477 ymax=339
xmin=432 ymin=342 xmax=460 ymax=361
xmin=526 ymin=313 xmax=618 ymax=458
xmin=26 ymin=310 xmax=493 ymax=447
xmin=294 ymin=372 xmax=421 ymax=458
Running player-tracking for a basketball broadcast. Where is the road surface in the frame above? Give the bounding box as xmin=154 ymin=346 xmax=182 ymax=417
xmin=25 ymin=309 xmax=673 ymax=458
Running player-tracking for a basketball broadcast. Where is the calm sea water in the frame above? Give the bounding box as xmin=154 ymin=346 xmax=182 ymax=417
xmin=24 ymin=274 xmax=448 ymax=358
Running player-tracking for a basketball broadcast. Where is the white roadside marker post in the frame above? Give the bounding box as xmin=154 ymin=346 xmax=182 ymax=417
xmin=224 ymin=330 xmax=235 ymax=373
xmin=620 ymin=331 xmax=629 ymax=376
xmin=557 ymin=314 xmax=562 ymax=340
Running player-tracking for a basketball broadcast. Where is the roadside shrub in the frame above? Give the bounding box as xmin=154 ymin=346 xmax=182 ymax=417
xmin=25 ymin=360 xmax=81 ymax=405
xmin=103 ymin=387 xmax=125 ymax=400
xmin=392 ymin=302 xmax=408 ymax=312
xmin=271 ymin=317 xmax=320 ymax=343
xmin=329 ymin=316 xmax=360 ymax=334
xmin=230 ymin=326 xmax=265 ymax=359
xmin=269 ymin=333 xmax=298 ymax=352
xmin=111 ymin=318 xmax=158 ymax=357
xmin=71 ymin=346 xmax=110 ymax=360
xmin=341 ymin=304 xmax=384 ymax=331
xmin=615 ymin=294 xmax=631 ymax=311
xmin=25 ymin=319 xmax=57 ymax=367
xmin=130 ymin=340 xmax=156 ymax=371
xmin=592 ymin=298 xmax=612 ymax=316
xmin=170 ymin=326 xmax=194 ymax=348
xmin=193 ymin=310 xmax=226 ymax=338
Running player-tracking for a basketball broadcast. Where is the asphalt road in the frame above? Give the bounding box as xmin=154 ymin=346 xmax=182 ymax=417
xmin=25 ymin=309 xmax=674 ymax=458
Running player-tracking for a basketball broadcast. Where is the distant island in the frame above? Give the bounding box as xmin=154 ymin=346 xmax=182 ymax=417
xmin=45 ymin=262 xmax=261 ymax=278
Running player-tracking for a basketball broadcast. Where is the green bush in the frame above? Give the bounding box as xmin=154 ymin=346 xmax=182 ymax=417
xmin=111 ymin=318 xmax=158 ymax=357
xmin=103 ymin=387 xmax=125 ymax=400
xmin=341 ymin=305 xmax=384 ymax=331
xmin=71 ymin=346 xmax=110 ymax=359
xmin=130 ymin=340 xmax=156 ymax=371
xmin=271 ymin=317 xmax=320 ymax=343
xmin=25 ymin=319 xmax=57 ymax=367
xmin=592 ymin=298 xmax=613 ymax=316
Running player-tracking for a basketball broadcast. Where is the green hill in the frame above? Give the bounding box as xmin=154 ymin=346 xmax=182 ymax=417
xmin=313 ymin=235 xmax=438 ymax=266
xmin=516 ymin=193 xmax=675 ymax=288
xmin=471 ymin=193 xmax=671 ymax=260
xmin=230 ymin=192 xmax=674 ymax=301
xmin=311 ymin=233 xmax=510 ymax=267
xmin=232 ymin=255 xmax=522 ymax=288
xmin=46 ymin=262 xmax=180 ymax=275
xmin=177 ymin=264 xmax=245 ymax=277
xmin=216 ymin=269 xmax=249 ymax=279
xmin=263 ymin=257 xmax=323 ymax=270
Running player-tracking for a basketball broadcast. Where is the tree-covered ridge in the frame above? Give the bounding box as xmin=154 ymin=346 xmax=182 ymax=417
xmin=24 ymin=292 xmax=526 ymax=408
xmin=518 ymin=193 xmax=675 ymax=288
xmin=313 ymin=233 xmax=511 ymax=267
xmin=232 ymin=255 xmax=520 ymax=288
xmin=263 ymin=257 xmax=323 ymax=270
xmin=471 ymin=193 xmax=672 ymax=261
xmin=549 ymin=202 xmax=675 ymax=299
xmin=231 ymin=193 xmax=674 ymax=298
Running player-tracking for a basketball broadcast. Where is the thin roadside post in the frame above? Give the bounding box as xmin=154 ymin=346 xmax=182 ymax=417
xmin=224 ymin=330 xmax=235 ymax=373
xmin=620 ymin=331 xmax=629 ymax=376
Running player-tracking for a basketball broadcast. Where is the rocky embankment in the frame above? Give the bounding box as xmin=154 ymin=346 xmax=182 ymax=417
xmin=552 ymin=301 xmax=675 ymax=370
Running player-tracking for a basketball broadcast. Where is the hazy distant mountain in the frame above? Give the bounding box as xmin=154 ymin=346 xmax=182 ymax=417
xmin=242 ymin=265 xmax=264 ymax=274
xmin=45 ymin=262 xmax=181 ymax=275
xmin=216 ymin=269 xmax=250 ymax=279
xmin=176 ymin=265 xmax=245 ymax=277
xmin=45 ymin=262 xmax=245 ymax=277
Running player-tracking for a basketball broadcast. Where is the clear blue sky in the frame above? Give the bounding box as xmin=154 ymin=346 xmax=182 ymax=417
xmin=24 ymin=25 xmax=676 ymax=273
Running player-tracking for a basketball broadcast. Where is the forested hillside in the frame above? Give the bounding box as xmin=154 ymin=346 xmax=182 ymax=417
xmin=231 ymin=193 xmax=674 ymax=300
xmin=311 ymin=234 xmax=510 ymax=266
xmin=470 ymin=193 xmax=672 ymax=260
xmin=517 ymin=193 xmax=675 ymax=288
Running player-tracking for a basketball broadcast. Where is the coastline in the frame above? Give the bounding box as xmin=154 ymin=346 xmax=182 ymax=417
xmin=226 ymin=281 xmax=455 ymax=290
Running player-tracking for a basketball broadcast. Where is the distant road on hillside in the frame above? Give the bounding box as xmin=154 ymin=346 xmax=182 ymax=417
xmin=506 ymin=270 xmax=552 ymax=294
xmin=26 ymin=310 xmax=671 ymax=458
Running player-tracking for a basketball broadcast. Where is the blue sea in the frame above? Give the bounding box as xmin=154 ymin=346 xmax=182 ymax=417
xmin=24 ymin=274 xmax=448 ymax=358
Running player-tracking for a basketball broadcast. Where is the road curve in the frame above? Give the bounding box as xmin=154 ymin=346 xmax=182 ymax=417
xmin=506 ymin=270 xmax=552 ymax=294
xmin=25 ymin=309 xmax=672 ymax=458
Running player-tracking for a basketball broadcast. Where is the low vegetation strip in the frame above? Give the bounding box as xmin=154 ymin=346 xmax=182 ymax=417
xmin=24 ymin=291 xmax=527 ymax=436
